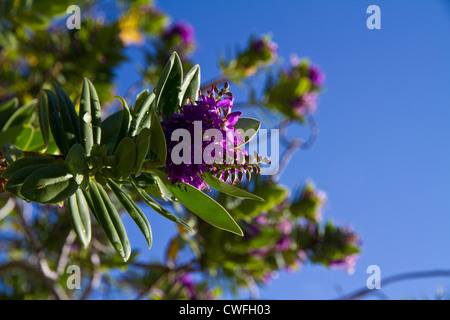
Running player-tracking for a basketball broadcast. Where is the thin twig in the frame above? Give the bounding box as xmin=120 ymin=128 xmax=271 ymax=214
xmin=15 ymin=202 xmax=69 ymax=300
xmin=200 ymin=76 xmax=227 ymax=92
xmin=80 ymin=252 xmax=102 ymax=300
xmin=0 ymin=260 xmax=67 ymax=300
xmin=337 ymin=269 xmax=450 ymax=300
xmin=56 ymin=230 xmax=76 ymax=275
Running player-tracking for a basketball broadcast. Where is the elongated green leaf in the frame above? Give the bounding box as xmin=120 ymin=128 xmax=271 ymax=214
xmin=52 ymin=82 xmax=80 ymax=147
xmin=0 ymin=97 xmax=18 ymax=130
xmin=108 ymin=179 xmax=152 ymax=248
xmin=4 ymin=164 xmax=52 ymax=199
xmin=101 ymin=110 xmax=123 ymax=153
xmin=45 ymin=89 xmax=70 ymax=155
xmin=178 ymin=65 xmax=200 ymax=105
xmin=79 ymin=78 xmax=102 ymax=155
xmin=68 ymin=189 xmax=91 ymax=248
xmin=2 ymin=156 xmax=55 ymax=180
xmin=113 ymin=137 xmax=136 ymax=180
xmin=129 ymin=91 xmax=155 ymax=137
xmin=87 ymin=180 xmax=131 ymax=261
xmin=134 ymin=128 xmax=151 ymax=174
xmin=87 ymin=80 xmax=102 ymax=145
xmin=112 ymin=96 xmax=132 ymax=153
xmin=149 ymin=109 xmax=167 ymax=164
xmin=0 ymin=125 xmax=33 ymax=150
xmin=234 ymin=117 xmax=261 ymax=147
xmin=38 ymin=91 xmax=50 ymax=150
xmin=154 ymin=52 xmax=183 ymax=118
xmin=130 ymin=179 xmax=192 ymax=231
xmin=154 ymin=170 xmax=243 ymax=236
xmin=66 ymin=144 xmax=89 ymax=190
xmin=233 ymin=184 xmax=289 ymax=218
xmin=21 ymin=163 xmax=78 ymax=204
xmin=2 ymin=100 xmax=36 ymax=131
xmin=201 ymin=173 xmax=264 ymax=201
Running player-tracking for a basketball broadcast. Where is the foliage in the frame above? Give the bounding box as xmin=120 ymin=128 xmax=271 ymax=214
xmin=0 ymin=0 xmax=360 ymax=300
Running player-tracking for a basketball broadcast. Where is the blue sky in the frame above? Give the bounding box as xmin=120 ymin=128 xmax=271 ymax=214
xmin=115 ymin=0 xmax=450 ymax=299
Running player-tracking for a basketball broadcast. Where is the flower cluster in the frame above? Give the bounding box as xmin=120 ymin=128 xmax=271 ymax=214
xmin=220 ymin=35 xmax=279 ymax=80
xmin=163 ymin=21 xmax=195 ymax=47
xmin=305 ymin=222 xmax=361 ymax=275
xmin=162 ymin=85 xmax=254 ymax=190
xmin=265 ymin=54 xmax=325 ymax=122
xmin=287 ymin=55 xmax=325 ymax=116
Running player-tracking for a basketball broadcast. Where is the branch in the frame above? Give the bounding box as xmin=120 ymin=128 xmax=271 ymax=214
xmin=56 ymin=230 xmax=76 ymax=275
xmin=80 ymin=252 xmax=102 ymax=300
xmin=0 ymin=260 xmax=68 ymax=300
xmin=337 ymin=269 xmax=450 ymax=300
xmin=14 ymin=201 xmax=69 ymax=300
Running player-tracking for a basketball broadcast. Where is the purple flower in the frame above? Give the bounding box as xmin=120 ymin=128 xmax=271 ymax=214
xmin=330 ymin=254 xmax=358 ymax=275
xmin=175 ymin=274 xmax=196 ymax=299
xmin=162 ymin=86 xmax=246 ymax=189
xmin=277 ymin=218 xmax=293 ymax=235
xmin=276 ymin=235 xmax=291 ymax=251
xmin=164 ymin=21 xmax=194 ymax=45
xmin=290 ymin=93 xmax=318 ymax=115
xmin=251 ymin=38 xmax=278 ymax=57
xmin=309 ymin=65 xmax=325 ymax=86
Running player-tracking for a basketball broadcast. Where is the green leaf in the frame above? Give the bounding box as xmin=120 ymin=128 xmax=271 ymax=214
xmin=113 ymin=137 xmax=136 ymax=180
xmin=87 ymin=180 xmax=131 ymax=261
xmin=201 ymin=173 xmax=264 ymax=201
xmin=79 ymin=78 xmax=102 ymax=155
xmin=149 ymin=109 xmax=167 ymax=164
xmin=112 ymin=96 xmax=132 ymax=153
xmin=130 ymin=179 xmax=192 ymax=232
xmin=38 ymin=91 xmax=50 ymax=150
xmin=44 ymin=89 xmax=70 ymax=155
xmin=134 ymin=128 xmax=151 ymax=174
xmin=0 ymin=125 xmax=34 ymax=150
xmin=101 ymin=110 xmax=123 ymax=153
xmin=154 ymin=52 xmax=183 ymax=118
xmin=154 ymin=169 xmax=243 ymax=236
xmin=0 ymin=97 xmax=18 ymax=130
xmin=2 ymin=156 xmax=55 ymax=180
xmin=108 ymin=179 xmax=152 ymax=248
xmin=232 ymin=183 xmax=289 ymax=218
xmin=178 ymin=65 xmax=200 ymax=105
xmin=129 ymin=91 xmax=155 ymax=137
xmin=234 ymin=117 xmax=261 ymax=147
xmin=67 ymin=189 xmax=92 ymax=248
xmin=20 ymin=163 xmax=78 ymax=203
xmin=2 ymin=100 xmax=36 ymax=132
xmin=65 ymin=144 xmax=89 ymax=190
xmin=52 ymin=82 xmax=80 ymax=147
xmin=4 ymin=163 xmax=52 ymax=199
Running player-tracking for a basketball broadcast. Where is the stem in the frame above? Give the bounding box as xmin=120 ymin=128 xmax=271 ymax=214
xmin=337 ymin=269 xmax=450 ymax=300
xmin=200 ymin=76 xmax=227 ymax=92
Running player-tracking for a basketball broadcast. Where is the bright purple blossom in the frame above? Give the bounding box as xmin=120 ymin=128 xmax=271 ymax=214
xmin=164 ymin=21 xmax=194 ymax=45
xmin=251 ymin=38 xmax=278 ymax=58
xmin=330 ymin=254 xmax=358 ymax=275
xmin=276 ymin=235 xmax=291 ymax=251
xmin=309 ymin=65 xmax=325 ymax=86
xmin=162 ymin=87 xmax=246 ymax=189
xmin=175 ymin=274 xmax=196 ymax=299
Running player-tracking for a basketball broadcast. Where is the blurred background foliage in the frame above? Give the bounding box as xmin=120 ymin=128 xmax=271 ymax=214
xmin=0 ymin=0 xmax=361 ymax=299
